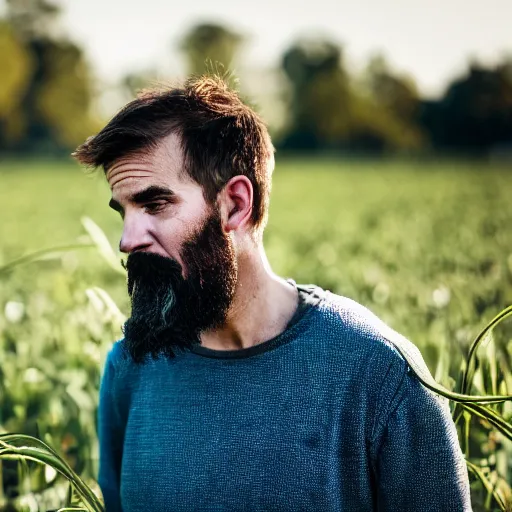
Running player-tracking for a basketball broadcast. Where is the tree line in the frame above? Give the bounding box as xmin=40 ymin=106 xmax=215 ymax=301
xmin=1 ymin=0 xmax=511 ymax=157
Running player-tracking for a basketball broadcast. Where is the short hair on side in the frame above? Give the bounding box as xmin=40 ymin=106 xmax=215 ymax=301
xmin=72 ymin=75 xmax=275 ymax=239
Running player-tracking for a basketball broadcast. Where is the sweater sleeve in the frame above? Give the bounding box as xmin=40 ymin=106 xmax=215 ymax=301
xmin=372 ymin=370 xmax=473 ymax=512
xmin=97 ymin=345 xmax=125 ymax=512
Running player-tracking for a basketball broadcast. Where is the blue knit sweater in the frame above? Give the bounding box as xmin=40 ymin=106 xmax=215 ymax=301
xmin=97 ymin=284 xmax=472 ymax=511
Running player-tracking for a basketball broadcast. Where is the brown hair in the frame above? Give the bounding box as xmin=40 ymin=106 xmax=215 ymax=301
xmin=72 ymin=75 xmax=275 ymax=238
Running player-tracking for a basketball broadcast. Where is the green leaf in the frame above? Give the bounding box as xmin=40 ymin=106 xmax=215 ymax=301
xmin=378 ymin=315 xmax=512 ymax=404
xmin=0 ymin=243 xmax=95 ymax=275
xmin=0 ymin=433 xmax=104 ymax=512
xmin=466 ymin=460 xmax=507 ymax=511
xmin=81 ymin=216 xmax=125 ymax=275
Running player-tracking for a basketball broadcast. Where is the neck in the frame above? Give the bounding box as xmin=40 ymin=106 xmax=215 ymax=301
xmin=199 ymin=245 xmax=299 ymax=351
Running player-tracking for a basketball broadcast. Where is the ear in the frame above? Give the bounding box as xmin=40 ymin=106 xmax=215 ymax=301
xmin=217 ymin=175 xmax=253 ymax=234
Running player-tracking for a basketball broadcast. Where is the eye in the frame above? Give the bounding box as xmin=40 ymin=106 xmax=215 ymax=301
xmin=144 ymin=201 xmax=167 ymax=214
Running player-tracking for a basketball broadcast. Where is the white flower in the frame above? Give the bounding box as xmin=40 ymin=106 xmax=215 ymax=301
xmin=4 ymin=301 xmax=25 ymax=323
xmin=432 ymin=286 xmax=451 ymax=308
xmin=45 ymin=464 xmax=57 ymax=483
xmin=24 ymin=367 xmax=45 ymax=384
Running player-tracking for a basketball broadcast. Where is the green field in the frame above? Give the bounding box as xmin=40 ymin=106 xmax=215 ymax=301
xmin=1 ymin=158 xmax=512 ymax=510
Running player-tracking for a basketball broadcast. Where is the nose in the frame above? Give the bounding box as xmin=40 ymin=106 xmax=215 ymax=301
xmin=119 ymin=215 xmax=153 ymax=254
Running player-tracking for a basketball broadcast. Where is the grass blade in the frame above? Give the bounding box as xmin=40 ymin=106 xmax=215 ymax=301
xmin=0 ymin=244 xmax=95 ymax=275
xmin=0 ymin=434 xmax=104 ymax=512
xmin=461 ymin=306 xmax=512 ymax=397
xmin=466 ymin=460 xmax=507 ymax=511
xmin=81 ymin=216 xmax=125 ymax=275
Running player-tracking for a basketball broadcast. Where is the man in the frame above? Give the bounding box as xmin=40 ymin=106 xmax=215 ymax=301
xmin=73 ymin=75 xmax=472 ymax=511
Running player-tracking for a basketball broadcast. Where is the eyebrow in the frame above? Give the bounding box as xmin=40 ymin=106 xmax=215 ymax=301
xmin=109 ymin=185 xmax=176 ymax=213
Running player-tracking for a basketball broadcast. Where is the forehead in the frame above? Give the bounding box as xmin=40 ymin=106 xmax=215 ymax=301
xmin=106 ymin=132 xmax=190 ymax=191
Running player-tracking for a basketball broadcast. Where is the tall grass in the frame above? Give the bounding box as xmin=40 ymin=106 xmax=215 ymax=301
xmin=1 ymin=159 xmax=511 ymax=510
xmin=0 ymin=218 xmax=511 ymax=510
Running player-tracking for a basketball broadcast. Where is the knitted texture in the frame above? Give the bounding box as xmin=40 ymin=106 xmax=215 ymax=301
xmin=97 ymin=285 xmax=472 ymax=511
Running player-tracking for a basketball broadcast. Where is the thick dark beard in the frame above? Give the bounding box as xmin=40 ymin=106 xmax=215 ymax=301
xmin=122 ymin=208 xmax=238 ymax=363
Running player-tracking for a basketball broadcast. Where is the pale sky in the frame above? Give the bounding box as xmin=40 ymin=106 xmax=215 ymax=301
xmin=4 ymin=0 xmax=512 ymax=97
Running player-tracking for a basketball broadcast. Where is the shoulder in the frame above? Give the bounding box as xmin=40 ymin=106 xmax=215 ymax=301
xmin=317 ymin=289 xmax=411 ymax=368
xmin=104 ymin=338 xmax=127 ymax=366
xmin=100 ymin=340 xmax=141 ymax=419
xmin=321 ymin=290 xmax=450 ymax=410
xmin=102 ymin=338 xmax=136 ymax=381
xmin=315 ymin=288 xmax=440 ymax=405
xmin=320 ymin=288 xmax=398 ymax=338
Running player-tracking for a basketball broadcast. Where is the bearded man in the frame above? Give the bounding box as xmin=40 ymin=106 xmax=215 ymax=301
xmin=73 ymin=76 xmax=472 ymax=512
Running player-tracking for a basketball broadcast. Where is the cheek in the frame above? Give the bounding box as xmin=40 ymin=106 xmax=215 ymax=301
xmin=152 ymin=217 xmax=191 ymax=266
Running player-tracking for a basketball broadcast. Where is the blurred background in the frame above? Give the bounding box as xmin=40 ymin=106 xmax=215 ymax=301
xmin=1 ymin=0 xmax=512 ymax=156
xmin=0 ymin=0 xmax=512 ymax=511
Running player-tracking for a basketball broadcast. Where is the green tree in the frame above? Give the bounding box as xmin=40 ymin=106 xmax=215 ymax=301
xmin=36 ymin=40 xmax=100 ymax=149
xmin=1 ymin=0 xmax=99 ymax=153
xmin=281 ymin=37 xmax=352 ymax=149
xmin=421 ymin=59 xmax=512 ymax=154
xmin=352 ymin=54 xmax=426 ymax=152
xmin=180 ymin=23 xmax=243 ymax=76
xmin=280 ymin=39 xmax=426 ymax=152
xmin=5 ymin=0 xmax=61 ymax=40
xmin=0 ymin=21 xmax=33 ymax=147
xmin=365 ymin=54 xmax=421 ymax=122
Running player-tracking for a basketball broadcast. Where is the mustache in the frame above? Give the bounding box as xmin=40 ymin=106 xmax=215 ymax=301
xmin=125 ymin=252 xmax=183 ymax=295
